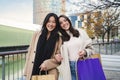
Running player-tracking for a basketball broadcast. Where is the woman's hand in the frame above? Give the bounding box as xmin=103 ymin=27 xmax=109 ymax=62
xmin=39 ymin=63 xmax=47 ymax=71
xmin=54 ymin=54 xmax=63 ymax=63
xmin=78 ymin=50 xmax=86 ymax=59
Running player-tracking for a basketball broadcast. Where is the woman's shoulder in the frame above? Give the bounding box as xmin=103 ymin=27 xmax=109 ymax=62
xmin=58 ymin=31 xmax=62 ymax=37
xmin=75 ymin=28 xmax=90 ymax=39
xmin=30 ymin=30 xmax=42 ymax=41
xmin=34 ymin=28 xmax=42 ymax=35
xmin=56 ymin=31 xmax=63 ymax=44
xmin=75 ymin=28 xmax=86 ymax=34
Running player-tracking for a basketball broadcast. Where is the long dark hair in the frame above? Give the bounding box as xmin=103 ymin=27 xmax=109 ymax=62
xmin=32 ymin=13 xmax=60 ymax=75
xmin=59 ymin=15 xmax=79 ymax=41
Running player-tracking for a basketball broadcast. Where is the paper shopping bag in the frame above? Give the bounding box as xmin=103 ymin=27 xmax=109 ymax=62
xmin=77 ymin=56 xmax=106 ymax=80
xmin=32 ymin=74 xmax=55 ymax=80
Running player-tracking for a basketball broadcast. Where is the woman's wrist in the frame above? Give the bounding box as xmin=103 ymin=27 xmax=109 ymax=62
xmin=84 ymin=50 xmax=87 ymax=57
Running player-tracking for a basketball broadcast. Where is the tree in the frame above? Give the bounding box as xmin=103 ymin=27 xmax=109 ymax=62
xmin=81 ymin=8 xmax=120 ymax=42
xmin=101 ymin=7 xmax=120 ymax=42
xmin=81 ymin=12 xmax=104 ymax=40
xmin=86 ymin=0 xmax=120 ymax=42
xmin=66 ymin=0 xmax=120 ymax=15
xmin=66 ymin=0 xmax=120 ymax=42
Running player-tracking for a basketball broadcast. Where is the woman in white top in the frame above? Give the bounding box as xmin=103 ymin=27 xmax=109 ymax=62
xmin=58 ymin=15 xmax=94 ymax=80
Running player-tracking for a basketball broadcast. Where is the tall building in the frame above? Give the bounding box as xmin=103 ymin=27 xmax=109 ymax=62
xmin=33 ymin=0 xmax=65 ymax=25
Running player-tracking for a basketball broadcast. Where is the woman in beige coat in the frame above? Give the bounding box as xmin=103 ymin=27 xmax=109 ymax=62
xmin=58 ymin=15 xmax=94 ymax=80
xmin=24 ymin=13 xmax=62 ymax=80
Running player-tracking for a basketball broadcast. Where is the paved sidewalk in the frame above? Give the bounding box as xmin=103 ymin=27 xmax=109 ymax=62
xmin=102 ymin=51 xmax=120 ymax=80
xmin=104 ymin=70 xmax=120 ymax=80
xmin=16 ymin=70 xmax=120 ymax=80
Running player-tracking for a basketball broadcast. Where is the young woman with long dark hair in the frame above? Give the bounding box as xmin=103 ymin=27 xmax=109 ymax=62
xmin=58 ymin=15 xmax=94 ymax=80
xmin=24 ymin=13 xmax=63 ymax=80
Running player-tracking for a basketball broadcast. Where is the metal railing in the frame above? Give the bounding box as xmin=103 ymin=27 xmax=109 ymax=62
xmin=0 ymin=41 xmax=120 ymax=80
xmin=92 ymin=41 xmax=120 ymax=55
xmin=0 ymin=45 xmax=29 ymax=52
xmin=0 ymin=45 xmax=28 ymax=80
xmin=92 ymin=41 xmax=120 ymax=72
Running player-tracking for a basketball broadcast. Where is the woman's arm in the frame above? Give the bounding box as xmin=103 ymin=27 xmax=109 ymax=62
xmin=40 ymin=36 xmax=63 ymax=71
xmin=78 ymin=29 xmax=95 ymax=58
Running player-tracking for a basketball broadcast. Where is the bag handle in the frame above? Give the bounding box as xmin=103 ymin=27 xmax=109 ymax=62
xmin=79 ymin=53 xmax=101 ymax=61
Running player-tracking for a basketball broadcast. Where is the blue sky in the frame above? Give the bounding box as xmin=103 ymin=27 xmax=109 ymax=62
xmin=0 ymin=0 xmax=33 ymax=23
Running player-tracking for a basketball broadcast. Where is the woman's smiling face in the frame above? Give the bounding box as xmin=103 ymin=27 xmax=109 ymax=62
xmin=59 ymin=17 xmax=70 ymax=31
xmin=46 ymin=16 xmax=56 ymax=32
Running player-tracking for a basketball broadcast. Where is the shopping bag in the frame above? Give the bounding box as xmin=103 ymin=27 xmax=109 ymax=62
xmin=77 ymin=55 xmax=106 ymax=80
xmin=32 ymin=71 xmax=55 ymax=80
xmin=32 ymin=74 xmax=55 ymax=80
xmin=91 ymin=53 xmax=101 ymax=63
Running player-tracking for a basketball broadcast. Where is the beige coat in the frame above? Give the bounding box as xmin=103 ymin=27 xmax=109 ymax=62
xmin=24 ymin=31 xmax=62 ymax=80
